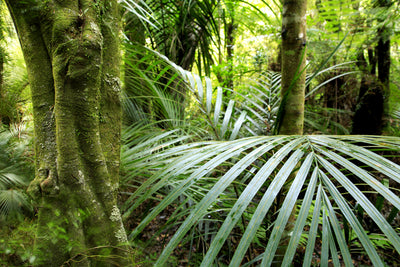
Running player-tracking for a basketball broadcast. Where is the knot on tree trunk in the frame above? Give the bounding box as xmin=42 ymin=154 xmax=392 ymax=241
xmin=27 ymin=169 xmax=59 ymax=199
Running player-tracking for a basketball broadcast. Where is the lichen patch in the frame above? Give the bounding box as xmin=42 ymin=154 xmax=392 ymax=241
xmin=115 ymin=227 xmax=128 ymax=243
xmin=109 ymin=205 xmax=121 ymax=222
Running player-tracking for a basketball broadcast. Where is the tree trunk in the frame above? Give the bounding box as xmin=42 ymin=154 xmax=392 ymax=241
xmin=279 ymin=0 xmax=307 ymax=135
xmin=223 ymin=15 xmax=235 ymax=91
xmin=352 ymin=0 xmax=391 ymax=135
xmin=0 ymin=50 xmax=3 ymax=124
xmin=5 ymin=1 xmax=132 ymax=265
xmin=376 ymin=24 xmax=391 ymax=118
xmin=222 ymin=10 xmax=236 ymax=110
xmin=376 ymin=28 xmax=390 ymax=90
xmin=352 ymin=76 xmax=384 ymax=134
xmin=273 ymin=1 xmax=307 ymax=265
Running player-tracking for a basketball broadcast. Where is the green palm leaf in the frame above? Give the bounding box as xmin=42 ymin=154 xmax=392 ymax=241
xmin=0 ymin=129 xmax=33 ymax=218
xmin=125 ymin=135 xmax=400 ymax=265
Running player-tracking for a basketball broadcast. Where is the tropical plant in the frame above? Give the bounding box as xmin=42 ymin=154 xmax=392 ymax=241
xmin=0 ymin=125 xmax=33 ymax=220
xmin=120 ymin=48 xmax=400 ymax=265
xmin=0 ymin=55 xmax=30 ymax=125
xmin=386 ymin=106 xmax=400 ymax=136
xmin=124 ymin=134 xmax=400 ymax=266
xmin=121 ymin=0 xmax=219 ymax=75
xmin=0 ymin=219 xmax=36 ymax=266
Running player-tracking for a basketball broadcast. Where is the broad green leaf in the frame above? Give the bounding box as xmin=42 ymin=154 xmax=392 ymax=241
xmin=312 ymin=136 xmax=400 ymax=183
xmin=206 ymin=76 xmax=212 ymax=115
xmin=132 ymin=137 xmax=278 ymax=241
xmin=315 ymin=143 xmax=400 ymax=210
xmin=220 ymin=100 xmax=235 ymax=138
xmin=329 ymin=222 xmax=341 ymax=267
xmin=229 ymin=111 xmax=247 ymax=140
xmin=195 ymin=74 xmax=204 ymax=103
xmin=321 ymin=207 xmax=329 ymax=267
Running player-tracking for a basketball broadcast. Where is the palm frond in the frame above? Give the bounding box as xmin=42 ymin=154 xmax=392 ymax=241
xmin=392 ymin=106 xmax=400 ymax=121
xmin=0 ymin=189 xmax=31 ymax=218
xmin=0 ymin=128 xmax=33 ymax=219
xmin=123 ymin=134 xmax=400 ymax=265
xmin=123 ymin=44 xmax=267 ymax=139
xmin=120 ymin=0 xmax=160 ymax=30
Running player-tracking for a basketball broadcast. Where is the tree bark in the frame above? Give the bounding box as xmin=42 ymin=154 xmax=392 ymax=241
xmin=352 ymin=0 xmax=392 ymax=135
xmin=376 ymin=24 xmax=391 ymax=117
xmin=279 ymin=0 xmax=307 ymax=135
xmin=375 ymin=0 xmax=392 ymax=130
xmin=273 ymin=1 xmax=307 ymax=265
xmin=222 ymin=8 xmax=236 ymax=109
xmin=5 ymin=1 xmax=131 ymax=265
xmin=352 ymin=76 xmax=384 ymax=134
xmin=0 ymin=50 xmax=3 ymax=124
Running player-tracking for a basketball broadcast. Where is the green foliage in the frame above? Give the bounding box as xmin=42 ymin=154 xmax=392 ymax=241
xmin=0 ymin=5 xmax=30 ymax=126
xmin=386 ymin=106 xmax=400 ymax=136
xmin=0 ymin=220 xmax=36 ymax=266
xmin=0 ymin=56 xmax=30 ymax=125
xmin=1 ymin=0 xmax=400 ymax=266
xmin=122 ymin=44 xmax=188 ymax=129
xmin=119 ymin=47 xmax=400 ymax=265
xmin=0 ymin=125 xmax=34 ymax=220
xmin=123 ymin=131 xmax=400 ymax=266
xmin=121 ymin=0 xmax=218 ymax=75
xmin=122 ymin=44 xmax=273 ymax=139
xmin=122 ymin=44 xmax=358 ymax=141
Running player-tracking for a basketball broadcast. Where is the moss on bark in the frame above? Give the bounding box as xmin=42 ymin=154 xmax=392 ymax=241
xmin=6 ymin=1 xmax=132 ymax=265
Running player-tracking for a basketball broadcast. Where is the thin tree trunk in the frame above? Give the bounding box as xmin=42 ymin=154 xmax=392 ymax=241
xmin=6 ymin=1 xmax=132 ymax=265
xmin=374 ymin=0 xmax=391 ymax=129
xmin=0 ymin=51 xmax=3 ymax=124
xmin=222 ymin=13 xmax=236 ymax=110
xmin=273 ymin=1 xmax=307 ymax=265
xmin=224 ymin=18 xmax=235 ymax=91
xmin=376 ymin=24 xmax=391 ymax=116
xmin=279 ymin=0 xmax=307 ymax=135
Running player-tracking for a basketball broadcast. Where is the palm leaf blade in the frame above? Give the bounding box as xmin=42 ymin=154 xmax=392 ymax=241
xmin=281 ymin=168 xmax=319 ymax=265
xmin=321 ymin=172 xmax=383 ymax=266
xmin=229 ymin=148 xmax=305 ymax=267
xmin=201 ymin=137 xmax=304 ymax=266
xmin=262 ymin=152 xmax=313 ymax=266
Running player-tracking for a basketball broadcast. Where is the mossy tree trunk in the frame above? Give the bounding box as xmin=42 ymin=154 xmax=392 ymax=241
xmin=0 ymin=50 xmax=3 ymax=124
xmin=0 ymin=19 xmax=5 ymax=125
xmin=5 ymin=1 xmax=132 ymax=265
xmin=222 ymin=5 xmax=236 ymax=110
xmin=353 ymin=51 xmax=385 ymax=135
xmin=375 ymin=0 xmax=392 ymax=121
xmin=375 ymin=0 xmax=391 ymax=89
xmin=352 ymin=0 xmax=392 ymax=135
xmin=279 ymin=0 xmax=307 ymax=135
